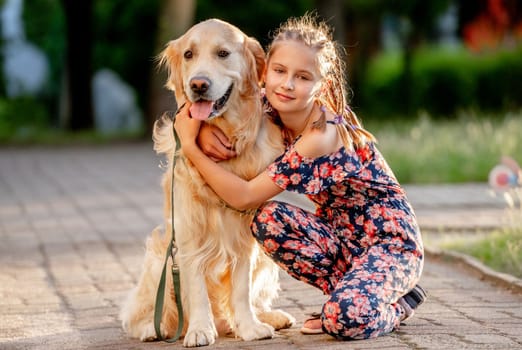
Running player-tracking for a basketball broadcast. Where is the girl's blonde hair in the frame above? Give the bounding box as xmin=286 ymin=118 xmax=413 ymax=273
xmin=266 ymin=13 xmax=376 ymax=149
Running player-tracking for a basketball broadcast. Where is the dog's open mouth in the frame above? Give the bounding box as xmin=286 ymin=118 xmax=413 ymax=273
xmin=189 ymin=84 xmax=233 ymax=121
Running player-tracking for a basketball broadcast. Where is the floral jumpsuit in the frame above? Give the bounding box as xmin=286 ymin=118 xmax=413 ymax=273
xmin=250 ymin=125 xmax=424 ymax=340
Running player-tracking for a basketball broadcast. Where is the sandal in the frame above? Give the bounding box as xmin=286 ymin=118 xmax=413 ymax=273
xmin=300 ymin=312 xmax=324 ymax=335
xmin=399 ymin=284 xmax=428 ymax=322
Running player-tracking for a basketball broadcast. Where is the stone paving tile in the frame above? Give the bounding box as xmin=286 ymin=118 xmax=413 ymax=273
xmin=1 ymin=143 xmax=521 ymax=350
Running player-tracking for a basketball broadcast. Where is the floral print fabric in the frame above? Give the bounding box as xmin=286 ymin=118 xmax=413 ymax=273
xmin=251 ymin=138 xmax=424 ymax=340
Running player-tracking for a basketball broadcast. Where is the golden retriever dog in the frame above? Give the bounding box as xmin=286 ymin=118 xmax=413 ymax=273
xmin=120 ymin=19 xmax=294 ymax=347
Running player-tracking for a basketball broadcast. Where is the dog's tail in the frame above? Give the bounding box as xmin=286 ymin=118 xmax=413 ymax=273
xmin=153 ymin=113 xmax=177 ymax=161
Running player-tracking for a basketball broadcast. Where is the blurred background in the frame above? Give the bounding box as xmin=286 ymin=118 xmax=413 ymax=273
xmin=1 ymin=0 xmax=521 ymax=183
xmin=1 ymin=0 xmax=521 ymax=279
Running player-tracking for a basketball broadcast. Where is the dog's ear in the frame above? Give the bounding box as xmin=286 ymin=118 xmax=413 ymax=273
xmin=157 ymin=39 xmax=184 ymax=102
xmin=245 ymin=37 xmax=266 ymax=84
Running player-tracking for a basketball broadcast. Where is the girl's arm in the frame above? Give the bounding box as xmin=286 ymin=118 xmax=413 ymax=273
xmin=175 ymin=105 xmax=283 ymax=211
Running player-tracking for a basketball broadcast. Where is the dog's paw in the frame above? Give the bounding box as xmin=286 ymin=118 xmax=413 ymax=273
xmin=138 ymin=323 xmax=159 ymax=342
xmin=257 ymin=309 xmax=296 ymax=330
xmin=183 ymin=326 xmax=217 ymax=347
xmin=236 ymin=321 xmax=274 ymax=341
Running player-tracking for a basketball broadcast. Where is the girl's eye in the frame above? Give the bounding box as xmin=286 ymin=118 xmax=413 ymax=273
xmin=184 ymin=50 xmax=193 ymax=59
xmin=274 ymin=68 xmax=284 ymax=73
xmin=217 ymin=50 xmax=230 ymax=58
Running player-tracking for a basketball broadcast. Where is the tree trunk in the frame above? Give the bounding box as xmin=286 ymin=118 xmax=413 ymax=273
xmin=315 ymin=0 xmax=345 ymax=46
xmin=60 ymin=0 xmax=94 ymax=131
xmin=145 ymin=0 xmax=196 ymax=134
xmin=346 ymin=15 xmax=381 ymax=105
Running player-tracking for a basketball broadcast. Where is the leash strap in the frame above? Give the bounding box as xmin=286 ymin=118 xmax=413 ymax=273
xmin=153 ymin=107 xmax=184 ymax=343
xmin=153 ymin=240 xmax=183 ymax=342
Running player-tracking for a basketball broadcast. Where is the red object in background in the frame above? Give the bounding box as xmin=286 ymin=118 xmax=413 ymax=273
xmin=462 ymin=0 xmax=522 ymax=52
xmin=488 ymin=156 xmax=521 ymax=191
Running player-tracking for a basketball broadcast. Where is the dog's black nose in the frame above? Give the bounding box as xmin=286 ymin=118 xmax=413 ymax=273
xmin=190 ymin=77 xmax=211 ymax=95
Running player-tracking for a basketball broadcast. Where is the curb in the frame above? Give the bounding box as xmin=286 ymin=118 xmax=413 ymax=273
xmin=425 ymin=246 xmax=522 ymax=295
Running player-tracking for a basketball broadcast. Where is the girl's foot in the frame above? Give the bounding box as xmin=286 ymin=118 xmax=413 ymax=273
xmin=300 ymin=312 xmax=323 ymax=334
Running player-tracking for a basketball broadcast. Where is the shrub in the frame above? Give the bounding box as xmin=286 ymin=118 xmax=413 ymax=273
xmin=0 ymin=97 xmax=51 ymax=142
xmin=475 ymin=47 xmax=522 ymax=111
xmin=361 ymin=45 xmax=522 ymax=119
xmin=359 ymin=52 xmax=405 ymax=117
xmin=410 ymin=48 xmax=476 ymax=116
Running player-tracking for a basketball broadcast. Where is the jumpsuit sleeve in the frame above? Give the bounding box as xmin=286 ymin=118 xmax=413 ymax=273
xmin=267 ymin=145 xmax=356 ymax=195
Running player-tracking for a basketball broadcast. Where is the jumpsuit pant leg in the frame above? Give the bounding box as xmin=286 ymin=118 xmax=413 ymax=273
xmin=251 ymin=200 xmax=348 ymax=294
xmin=251 ymin=200 xmax=424 ymax=340
xmin=321 ymin=243 xmax=423 ymax=339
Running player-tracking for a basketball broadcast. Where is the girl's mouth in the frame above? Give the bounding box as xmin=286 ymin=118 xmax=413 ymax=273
xmin=275 ymin=92 xmax=294 ymax=101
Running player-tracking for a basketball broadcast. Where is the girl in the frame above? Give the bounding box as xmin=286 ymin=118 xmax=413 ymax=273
xmin=174 ymin=14 xmax=426 ymax=340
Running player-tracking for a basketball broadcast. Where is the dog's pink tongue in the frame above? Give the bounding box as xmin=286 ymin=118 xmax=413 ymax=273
xmin=189 ymin=101 xmax=213 ymax=120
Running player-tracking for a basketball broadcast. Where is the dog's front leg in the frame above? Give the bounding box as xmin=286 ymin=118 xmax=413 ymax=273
xmin=181 ymin=259 xmax=217 ymax=347
xmin=232 ymin=256 xmax=275 ymax=341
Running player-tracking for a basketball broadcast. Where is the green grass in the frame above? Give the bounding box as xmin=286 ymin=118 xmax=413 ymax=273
xmin=425 ymin=187 xmax=522 ymax=279
xmin=365 ymin=110 xmax=522 ymax=184
xmin=439 ymin=226 xmax=522 ymax=278
xmin=0 ymin=127 xmax=146 ymax=146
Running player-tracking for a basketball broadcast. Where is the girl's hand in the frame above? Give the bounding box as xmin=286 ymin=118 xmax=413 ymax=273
xmin=197 ymin=124 xmax=237 ymax=161
xmin=173 ymin=103 xmax=202 ymax=151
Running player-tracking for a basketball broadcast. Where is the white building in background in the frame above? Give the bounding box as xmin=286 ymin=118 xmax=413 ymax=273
xmin=381 ymin=4 xmax=460 ymax=52
xmin=436 ymin=4 xmax=459 ymax=47
xmin=1 ymin=0 xmax=50 ymax=97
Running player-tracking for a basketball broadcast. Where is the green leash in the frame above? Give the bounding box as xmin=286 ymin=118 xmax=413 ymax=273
xmin=153 ymin=107 xmax=185 ymax=343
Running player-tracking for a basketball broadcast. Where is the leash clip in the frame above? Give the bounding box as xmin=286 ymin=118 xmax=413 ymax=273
xmin=170 ymin=245 xmax=179 ymax=271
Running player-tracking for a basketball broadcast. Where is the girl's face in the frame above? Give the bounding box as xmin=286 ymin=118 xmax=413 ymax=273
xmin=264 ymin=40 xmax=322 ymax=117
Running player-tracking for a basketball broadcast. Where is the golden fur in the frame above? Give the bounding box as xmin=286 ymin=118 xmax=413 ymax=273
xmin=119 ymin=19 xmax=294 ymax=347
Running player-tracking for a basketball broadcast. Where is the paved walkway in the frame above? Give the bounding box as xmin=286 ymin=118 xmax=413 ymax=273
xmin=1 ymin=143 xmax=521 ymax=350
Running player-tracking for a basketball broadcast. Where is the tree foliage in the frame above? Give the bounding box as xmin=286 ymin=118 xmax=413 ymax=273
xmin=10 ymin=0 xmax=518 ymax=134
xmin=196 ymin=0 xmax=313 ymax=47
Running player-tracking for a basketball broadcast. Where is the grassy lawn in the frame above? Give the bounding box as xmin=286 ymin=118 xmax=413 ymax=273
xmin=440 ymin=188 xmax=521 ymax=278
xmin=365 ymin=110 xmax=522 ymax=184
xmin=438 ymin=226 xmax=522 ymax=278
xmin=0 ymin=128 xmax=146 ymax=146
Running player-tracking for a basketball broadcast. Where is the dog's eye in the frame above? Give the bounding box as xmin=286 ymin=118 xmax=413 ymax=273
xmin=217 ymin=50 xmax=230 ymax=58
xmin=184 ymin=50 xmax=193 ymax=59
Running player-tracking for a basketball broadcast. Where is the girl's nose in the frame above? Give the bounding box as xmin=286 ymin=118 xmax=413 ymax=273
xmin=283 ymin=78 xmax=294 ymax=91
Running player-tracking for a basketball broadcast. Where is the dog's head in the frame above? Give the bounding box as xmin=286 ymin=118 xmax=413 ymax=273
xmin=158 ymin=19 xmax=265 ymax=121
